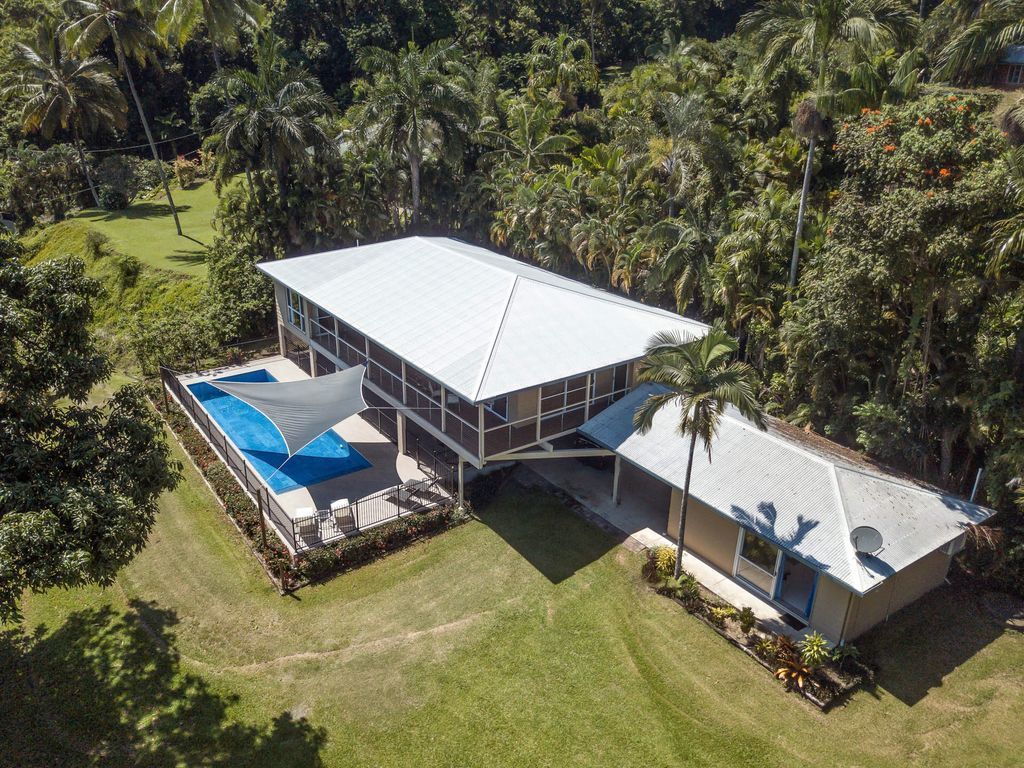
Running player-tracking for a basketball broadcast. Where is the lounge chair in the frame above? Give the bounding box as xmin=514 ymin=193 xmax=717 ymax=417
xmin=330 ymin=498 xmax=355 ymax=531
xmin=294 ymin=508 xmax=318 ymax=542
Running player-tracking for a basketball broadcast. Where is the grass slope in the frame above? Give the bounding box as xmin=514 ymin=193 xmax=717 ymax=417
xmin=69 ymin=180 xmax=220 ymax=277
xmin=4 ymin=447 xmax=1023 ymax=767
xmin=21 ymin=219 xmax=204 ymax=340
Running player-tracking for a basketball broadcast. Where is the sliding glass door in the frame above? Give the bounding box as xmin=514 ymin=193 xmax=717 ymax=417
xmin=735 ymin=530 xmax=779 ymax=595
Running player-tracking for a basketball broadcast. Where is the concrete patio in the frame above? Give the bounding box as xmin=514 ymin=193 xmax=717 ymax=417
xmin=522 ymin=457 xmax=803 ymax=638
xmin=174 ymin=355 xmax=438 ymax=551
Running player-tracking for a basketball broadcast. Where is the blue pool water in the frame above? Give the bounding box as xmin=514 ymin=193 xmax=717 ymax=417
xmin=188 ymin=369 xmax=370 ymax=494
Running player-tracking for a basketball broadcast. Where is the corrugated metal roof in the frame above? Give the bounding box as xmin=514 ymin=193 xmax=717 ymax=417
xmin=580 ymin=385 xmax=996 ymax=594
xmin=1002 ymin=45 xmax=1024 ymax=65
xmin=258 ymin=237 xmax=708 ymax=402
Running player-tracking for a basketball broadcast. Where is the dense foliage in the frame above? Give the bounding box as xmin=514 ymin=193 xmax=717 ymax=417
xmin=0 ymin=234 xmax=179 ymax=622
xmin=1 ymin=0 xmax=1023 ymax=594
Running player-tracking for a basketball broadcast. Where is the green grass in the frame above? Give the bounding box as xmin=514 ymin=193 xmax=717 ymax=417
xmin=69 ymin=180 xmax=221 ymax=277
xmin=4 ymin=443 xmax=1023 ymax=767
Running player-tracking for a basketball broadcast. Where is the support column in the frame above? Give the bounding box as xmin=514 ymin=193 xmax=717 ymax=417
xmin=397 ymin=412 xmax=407 ymax=455
xmin=308 ymin=347 xmax=316 ymax=376
xmin=457 ymin=458 xmax=465 ymax=506
xmin=612 ymin=455 xmax=621 ymax=505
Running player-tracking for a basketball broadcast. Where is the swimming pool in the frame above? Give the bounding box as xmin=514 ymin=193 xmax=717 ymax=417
xmin=188 ymin=369 xmax=371 ymax=494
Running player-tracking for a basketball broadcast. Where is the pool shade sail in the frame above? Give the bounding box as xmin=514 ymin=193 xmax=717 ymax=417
xmin=210 ymin=365 xmax=367 ymax=457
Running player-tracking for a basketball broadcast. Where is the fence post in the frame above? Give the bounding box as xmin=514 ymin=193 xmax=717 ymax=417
xmin=257 ymin=490 xmax=268 ymax=549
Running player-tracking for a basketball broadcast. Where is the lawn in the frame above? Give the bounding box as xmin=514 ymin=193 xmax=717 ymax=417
xmin=70 ymin=180 xmax=221 ymax=277
xmin=4 ymin=441 xmax=1023 ymax=767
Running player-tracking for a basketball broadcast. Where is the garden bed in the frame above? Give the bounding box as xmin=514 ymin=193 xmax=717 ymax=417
xmin=642 ymin=548 xmax=872 ymax=710
xmin=146 ymin=379 xmax=470 ymax=592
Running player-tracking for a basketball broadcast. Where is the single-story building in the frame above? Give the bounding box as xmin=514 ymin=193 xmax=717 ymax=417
xmin=580 ymin=385 xmax=994 ymax=643
xmin=254 ymin=236 xmax=995 ymax=642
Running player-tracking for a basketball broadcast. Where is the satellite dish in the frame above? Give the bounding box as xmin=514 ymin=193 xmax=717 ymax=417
xmin=850 ymin=526 xmax=884 ymax=555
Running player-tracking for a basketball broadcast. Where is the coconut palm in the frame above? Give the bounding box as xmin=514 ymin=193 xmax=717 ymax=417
xmin=633 ymin=324 xmax=767 ymax=578
xmin=525 ymin=32 xmax=598 ymax=112
xmin=3 ymin=18 xmax=127 ymax=206
xmin=353 ymin=40 xmax=475 ymax=227
xmin=156 ymin=0 xmax=263 ymax=70
xmin=935 ymin=0 xmax=1024 ymax=82
xmin=63 ymin=0 xmax=183 ymax=234
xmin=738 ymin=0 xmax=918 ymax=290
xmin=212 ymin=33 xmax=335 ymax=203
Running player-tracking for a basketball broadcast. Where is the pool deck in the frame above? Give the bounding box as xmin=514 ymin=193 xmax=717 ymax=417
xmin=177 ymin=356 xmax=429 ymax=521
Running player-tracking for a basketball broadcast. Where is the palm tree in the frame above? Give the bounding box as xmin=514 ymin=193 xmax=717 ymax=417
xmin=657 ymin=91 xmax=733 ymax=218
xmin=156 ymin=0 xmax=263 ymax=70
xmin=738 ymin=0 xmax=918 ymax=290
xmin=935 ymin=0 xmax=1024 ymax=82
xmin=988 ymin=146 xmax=1024 ymax=277
xmin=525 ymin=33 xmax=598 ymax=112
xmin=63 ymin=0 xmax=183 ymax=234
xmin=212 ymin=34 xmax=335 ymax=204
xmin=478 ymin=100 xmax=576 ymax=173
xmin=633 ymin=325 xmax=767 ymax=578
xmin=3 ymin=18 xmax=127 ymax=207
xmin=353 ymin=40 xmax=475 ymax=227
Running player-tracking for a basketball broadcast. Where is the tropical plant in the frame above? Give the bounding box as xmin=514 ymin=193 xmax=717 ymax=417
xmin=479 ymin=100 xmax=577 ymax=173
xmin=708 ymin=605 xmax=736 ymax=627
xmin=775 ymin=656 xmax=814 ymax=689
xmin=989 ymin=146 xmax=1024 ymax=277
xmin=157 ymin=0 xmax=263 ymax=70
xmin=830 ymin=642 xmax=860 ymax=671
xmin=525 ymin=33 xmax=598 ymax=112
xmin=2 ymin=18 xmax=126 ymax=207
xmin=63 ymin=0 xmax=183 ymax=234
xmin=739 ymin=0 xmax=919 ymax=289
xmin=798 ymin=630 xmax=831 ymax=667
xmin=658 ymin=572 xmax=702 ymax=606
xmin=633 ymin=324 xmax=767 ymax=578
xmin=212 ymin=33 xmax=335 ymax=204
xmin=737 ymin=606 xmax=757 ymax=634
xmin=935 ymin=0 xmax=1024 ymax=82
xmin=353 ymin=39 xmax=475 ymax=226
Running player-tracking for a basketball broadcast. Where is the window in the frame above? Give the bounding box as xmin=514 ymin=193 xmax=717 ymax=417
xmin=1009 ymin=65 xmax=1024 ymax=85
xmin=735 ymin=530 xmax=779 ymax=595
xmin=540 ymin=376 xmax=588 ymax=414
xmin=286 ymin=288 xmax=306 ymax=332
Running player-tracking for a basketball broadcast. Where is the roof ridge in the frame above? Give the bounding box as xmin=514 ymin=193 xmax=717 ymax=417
xmin=719 ymin=410 xmax=836 ymax=470
xmin=419 ymin=237 xmax=703 ymax=327
xmin=471 ymin=274 xmax=521 ymax=402
xmin=829 ymin=462 xmax=869 ymax=590
xmin=833 ymin=463 xmax=991 ymax=511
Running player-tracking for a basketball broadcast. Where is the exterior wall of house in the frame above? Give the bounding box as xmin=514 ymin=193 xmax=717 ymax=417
xmin=808 ymin=576 xmax=852 ymax=643
xmin=843 ymin=546 xmax=952 ymax=640
xmin=669 ymin=489 xmax=740 ymax=574
xmin=269 ymin=281 xmax=639 ymax=467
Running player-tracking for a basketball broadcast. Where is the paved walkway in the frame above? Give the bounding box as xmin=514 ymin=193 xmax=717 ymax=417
xmin=521 ymin=458 xmax=801 ymax=638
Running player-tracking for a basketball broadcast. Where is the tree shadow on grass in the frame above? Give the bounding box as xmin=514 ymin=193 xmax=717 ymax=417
xmin=0 ymin=600 xmax=326 ymax=768
xmin=79 ymin=202 xmax=194 ymax=222
xmin=475 ymin=484 xmax=616 ymax=584
xmin=857 ymin=583 xmax=1009 ymax=706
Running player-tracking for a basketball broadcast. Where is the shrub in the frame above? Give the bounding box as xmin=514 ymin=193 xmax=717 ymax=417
xmin=830 ymin=642 xmax=860 ymax=671
xmin=99 ymin=186 xmax=129 ymax=210
xmin=707 ymin=605 xmax=736 ymax=628
xmin=798 ymin=631 xmax=831 ymax=669
xmin=775 ymin=657 xmax=813 ymax=690
xmin=658 ymin=572 xmax=701 ymax=608
xmin=173 ymin=155 xmax=198 ymax=187
xmin=753 ymin=635 xmax=778 ymax=661
xmin=737 ymin=606 xmax=757 ymax=634
xmin=653 ymin=546 xmax=676 ymax=579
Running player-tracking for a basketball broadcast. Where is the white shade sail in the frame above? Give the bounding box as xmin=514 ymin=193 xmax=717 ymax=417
xmin=210 ymin=365 xmax=367 ymax=457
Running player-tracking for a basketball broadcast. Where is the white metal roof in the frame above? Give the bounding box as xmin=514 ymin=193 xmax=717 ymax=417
xmin=258 ymin=237 xmax=708 ymax=402
xmin=580 ymin=385 xmax=996 ymax=595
